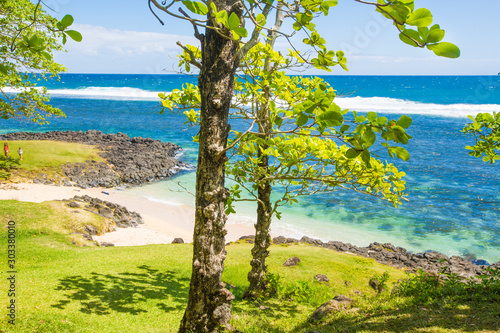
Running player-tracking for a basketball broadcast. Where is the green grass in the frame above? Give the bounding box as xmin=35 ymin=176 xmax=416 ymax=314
xmin=1 ymin=200 xmax=499 ymax=332
xmin=0 ymin=140 xmax=104 ymax=180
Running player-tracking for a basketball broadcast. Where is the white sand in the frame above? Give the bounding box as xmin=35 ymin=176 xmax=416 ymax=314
xmin=0 ymin=182 xmax=255 ymax=246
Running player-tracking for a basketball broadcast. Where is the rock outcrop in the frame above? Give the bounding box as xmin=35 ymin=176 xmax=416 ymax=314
xmin=271 ymin=236 xmax=499 ymax=279
xmin=1 ymin=130 xmax=189 ymax=188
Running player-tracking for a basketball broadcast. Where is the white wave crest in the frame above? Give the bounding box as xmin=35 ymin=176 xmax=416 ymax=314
xmin=3 ymin=86 xmax=164 ymax=101
xmin=48 ymin=87 xmax=163 ymax=100
xmin=4 ymin=86 xmax=498 ymax=118
xmin=334 ymin=96 xmax=500 ymax=118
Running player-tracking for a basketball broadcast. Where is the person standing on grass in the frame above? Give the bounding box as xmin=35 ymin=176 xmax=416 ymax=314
xmin=18 ymin=147 xmax=23 ymax=161
xmin=3 ymin=143 xmax=9 ymax=159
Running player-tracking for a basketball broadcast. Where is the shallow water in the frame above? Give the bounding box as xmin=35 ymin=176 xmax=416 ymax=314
xmin=2 ymin=74 xmax=499 ymax=262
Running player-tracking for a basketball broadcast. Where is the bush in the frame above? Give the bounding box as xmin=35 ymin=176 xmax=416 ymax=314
xmin=393 ymin=267 xmax=500 ymax=304
xmin=265 ymin=272 xmax=333 ymax=307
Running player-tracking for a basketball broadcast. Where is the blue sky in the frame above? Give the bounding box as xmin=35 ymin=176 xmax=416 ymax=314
xmin=46 ymin=0 xmax=500 ymax=75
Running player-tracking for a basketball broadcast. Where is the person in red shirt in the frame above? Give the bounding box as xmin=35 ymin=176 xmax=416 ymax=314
xmin=4 ymin=142 xmax=9 ymax=159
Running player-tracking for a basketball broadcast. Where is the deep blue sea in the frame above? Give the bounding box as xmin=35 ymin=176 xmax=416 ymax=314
xmin=2 ymin=74 xmax=499 ymax=263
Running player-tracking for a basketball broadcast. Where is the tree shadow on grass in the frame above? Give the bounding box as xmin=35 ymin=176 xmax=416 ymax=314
xmin=231 ymin=291 xmax=305 ymax=333
xmin=294 ymin=298 xmax=500 ymax=332
xmin=52 ymin=265 xmax=190 ymax=315
xmin=0 ymin=156 xmax=20 ymax=179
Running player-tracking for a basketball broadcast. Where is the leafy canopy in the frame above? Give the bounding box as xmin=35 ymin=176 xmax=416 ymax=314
xmin=463 ymin=112 xmax=500 ymax=164
xmin=0 ymin=0 xmax=82 ymax=123
xmin=161 ymin=43 xmax=412 ymax=216
xmin=155 ymin=0 xmax=460 ymax=215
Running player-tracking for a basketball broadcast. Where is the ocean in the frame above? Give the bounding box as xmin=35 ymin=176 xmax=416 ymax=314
xmin=2 ymin=74 xmax=499 ymax=263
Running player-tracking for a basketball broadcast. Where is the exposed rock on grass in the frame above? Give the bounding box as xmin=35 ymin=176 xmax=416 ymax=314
xmin=1 ymin=130 xmax=188 ymax=188
xmin=273 ymin=236 xmax=499 ymax=279
xmin=309 ymin=295 xmax=353 ymax=322
xmin=283 ymin=256 xmax=301 ymax=267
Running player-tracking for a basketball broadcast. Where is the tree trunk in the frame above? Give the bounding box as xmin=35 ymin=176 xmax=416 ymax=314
xmin=244 ymin=153 xmax=273 ymax=298
xmin=178 ymin=3 xmax=241 ymax=332
xmin=244 ymin=85 xmax=273 ymax=298
xmin=243 ymin=7 xmax=284 ymax=299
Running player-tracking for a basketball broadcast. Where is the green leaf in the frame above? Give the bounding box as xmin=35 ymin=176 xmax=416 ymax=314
xmin=346 ymin=148 xmax=361 ymax=159
xmin=427 ymin=28 xmax=445 ymax=43
xmin=0 ymin=64 xmax=8 ymax=75
xmin=391 ymin=147 xmax=410 ymax=161
xmin=377 ymin=117 xmax=388 ymax=125
xmin=210 ymin=2 xmax=217 ymax=13
xmin=355 ymin=115 xmax=367 ymax=123
xmin=361 ymin=149 xmax=371 ymax=167
xmin=65 ymin=30 xmax=82 ymax=42
xmin=427 ymin=42 xmax=460 ymax=58
xmin=318 ymin=111 xmax=343 ymax=126
xmin=392 ymin=126 xmax=409 ymax=144
xmin=367 ymin=111 xmax=377 ymax=123
xmin=399 ymin=29 xmax=423 ymax=47
xmin=60 ymin=15 xmax=74 ymax=29
xmin=182 ymin=1 xmax=209 ymax=15
xmin=41 ymin=51 xmax=52 ymax=60
xmin=296 ymin=113 xmax=308 ymax=126
xmin=228 ymin=12 xmax=240 ymax=30
xmin=396 ymin=115 xmax=412 ymax=129
xmin=363 ymin=129 xmax=376 ymax=148
xmin=216 ymin=10 xmax=228 ymax=26
xmin=256 ymin=13 xmax=266 ymax=25
xmin=418 ymin=27 xmax=428 ymax=43
xmin=406 ymin=8 xmax=433 ymax=27
xmin=293 ymin=21 xmax=302 ymax=31
xmin=275 ymin=116 xmax=283 ymax=127
xmin=233 ymin=27 xmax=248 ymax=38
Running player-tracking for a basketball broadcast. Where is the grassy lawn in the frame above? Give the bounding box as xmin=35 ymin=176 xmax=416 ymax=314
xmin=1 ymin=200 xmax=499 ymax=332
xmin=0 ymin=140 xmax=104 ymax=180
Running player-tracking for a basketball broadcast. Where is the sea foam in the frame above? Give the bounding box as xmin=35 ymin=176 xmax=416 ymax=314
xmin=5 ymin=86 xmax=499 ymax=118
xmin=335 ymin=96 xmax=499 ymax=118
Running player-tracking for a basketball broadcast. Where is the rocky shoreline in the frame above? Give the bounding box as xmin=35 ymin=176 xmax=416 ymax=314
xmin=1 ymin=130 xmax=188 ymax=188
xmin=65 ymin=194 xmax=145 ymax=246
xmin=3 ymin=130 xmax=498 ymax=279
xmin=239 ymin=235 xmax=500 ymax=279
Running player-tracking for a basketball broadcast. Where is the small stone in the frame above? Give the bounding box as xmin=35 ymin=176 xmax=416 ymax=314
xmin=333 ymin=295 xmax=353 ymax=303
xmin=98 ymin=207 xmax=113 ymax=219
xmin=272 ymin=235 xmax=287 ymax=244
xmin=309 ymin=295 xmax=353 ymax=322
xmin=67 ymin=201 xmax=80 ymax=208
xmin=283 ymin=257 xmax=301 ymax=267
xmin=369 ymin=279 xmax=379 ymax=291
xmin=314 ymin=274 xmax=329 ymax=283
xmin=300 ymin=236 xmax=323 ymax=245
xmin=82 ymin=234 xmax=93 ymax=241
xmin=172 ymin=238 xmax=184 ymax=244
xmin=99 ymin=242 xmax=115 ymax=247
xmin=84 ymin=225 xmax=98 ymax=236
xmin=259 ymin=305 xmax=269 ymax=310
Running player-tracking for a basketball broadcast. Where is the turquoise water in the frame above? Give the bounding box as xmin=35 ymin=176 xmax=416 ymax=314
xmin=2 ymin=74 xmax=499 ymax=263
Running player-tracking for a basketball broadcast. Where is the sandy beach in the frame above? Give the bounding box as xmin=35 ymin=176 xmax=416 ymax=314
xmin=0 ymin=182 xmax=255 ymax=246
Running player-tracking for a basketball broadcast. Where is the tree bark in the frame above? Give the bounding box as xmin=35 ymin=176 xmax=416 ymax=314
xmin=244 ymin=152 xmax=273 ymax=298
xmin=244 ymin=85 xmax=273 ymax=298
xmin=243 ymin=5 xmax=285 ymax=298
xmin=178 ymin=2 xmax=241 ymax=332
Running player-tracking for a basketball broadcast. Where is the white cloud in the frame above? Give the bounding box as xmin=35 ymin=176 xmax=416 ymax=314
xmin=65 ymin=24 xmax=198 ymax=56
xmin=53 ymin=24 xmax=198 ymax=73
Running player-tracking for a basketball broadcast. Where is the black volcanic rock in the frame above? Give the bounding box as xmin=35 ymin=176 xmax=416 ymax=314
xmin=1 ymin=130 xmax=189 ymax=188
